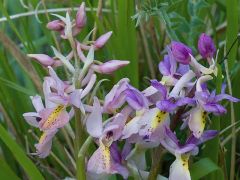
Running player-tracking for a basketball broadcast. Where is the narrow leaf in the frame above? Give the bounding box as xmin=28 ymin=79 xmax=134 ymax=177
xmin=0 ymin=124 xmax=44 ymax=180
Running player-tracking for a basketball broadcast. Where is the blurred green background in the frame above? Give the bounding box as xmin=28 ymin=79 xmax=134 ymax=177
xmin=0 ymin=0 xmax=239 ymax=179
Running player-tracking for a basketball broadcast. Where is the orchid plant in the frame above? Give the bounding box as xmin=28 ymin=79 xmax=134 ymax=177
xmin=23 ymin=3 xmax=239 ymax=180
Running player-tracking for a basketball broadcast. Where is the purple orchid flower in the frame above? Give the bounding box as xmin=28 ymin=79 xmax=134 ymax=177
xmin=122 ymin=71 xmax=196 ymax=146
xmin=86 ymin=97 xmax=129 ymax=178
xmin=151 ymin=71 xmax=195 ymax=113
xmin=188 ymin=75 xmax=239 ymax=138
xmin=143 ymin=61 xmax=194 ymax=106
xmin=158 ymin=47 xmax=190 ymax=87
xmin=160 ymin=126 xmax=217 ymax=180
xmin=103 ymin=79 xmax=149 ymax=113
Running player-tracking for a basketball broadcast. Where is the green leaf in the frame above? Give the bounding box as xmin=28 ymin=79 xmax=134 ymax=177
xmin=190 ymin=158 xmax=224 ymax=180
xmin=226 ymin=0 xmax=239 ymax=70
xmin=113 ymin=0 xmax=139 ymax=87
xmin=0 ymin=77 xmax=35 ymax=96
xmin=0 ymin=124 xmax=44 ymax=180
xmin=0 ymin=158 xmax=20 ymax=180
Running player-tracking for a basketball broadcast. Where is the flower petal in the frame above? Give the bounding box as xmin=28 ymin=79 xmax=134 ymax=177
xmin=86 ymin=97 xmax=103 ymax=138
xmin=39 ymin=106 xmax=69 ymax=131
xmin=159 ymin=55 xmax=171 ymax=76
xmin=125 ymin=85 xmax=149 ymax=110
xmin=215 ymin=94 xmax=240 ymax=103
xmin=87 ymin=142 xmax=115 ymax=175
xmin=33 ymin=130 xmax=58 ymax=158
xmin=104 ymin=78 xmax=129 ymax=113
xmin=203 ymin=103 xmax=226 ymax=115
xmin=188 ymin=107 xmax=206 ymax=138
xmin=151 ymin=80 xmax=167 ymax=98
xmin=30 ymin=95 xmax=44 ymax=112
xmin=169 ymin=155 xmax=191 ymax=180
xmin=23 ymin=112 xmax=40 ymax=127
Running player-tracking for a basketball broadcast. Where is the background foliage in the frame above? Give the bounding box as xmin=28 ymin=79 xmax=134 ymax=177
xmin=0 ymin=0 xmax=239 ymax=179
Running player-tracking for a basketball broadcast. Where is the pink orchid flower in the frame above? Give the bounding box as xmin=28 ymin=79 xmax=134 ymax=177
xmin=23 ymin=67 xmax=96 ymax=157
xmin=86 ymin=97 xmax=129 ymax=178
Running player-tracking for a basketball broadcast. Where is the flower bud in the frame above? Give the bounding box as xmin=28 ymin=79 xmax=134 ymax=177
xmin=94 ymin=31 xmax=112 ymax=49
xmin=76 ymin=2 xmax=87 ymax=28
xmin=171 ymin=41 xmax=192 ymax=64
xmin=91 ymin=60 xmax=129 ymax=74
xmin=28 ymin=54 xmax=55 ymax=67
xmin=198 ymin=33 xmax=216 ymax=59
xmin=46 ymin=20 xmax=64 ymax=31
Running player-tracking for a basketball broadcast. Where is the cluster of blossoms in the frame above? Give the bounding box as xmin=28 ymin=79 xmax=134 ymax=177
xmin=23 ymin=3 xmax=239 ymax=180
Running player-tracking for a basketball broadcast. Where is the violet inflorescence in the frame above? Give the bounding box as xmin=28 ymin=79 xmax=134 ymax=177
xmin=23 ymin=3 xmax=239 ymax=180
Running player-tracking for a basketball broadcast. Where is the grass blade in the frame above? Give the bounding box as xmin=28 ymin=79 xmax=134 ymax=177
xmin=0 ymin=30 xmax=42 ymax=93
xmin=0 ymin=158 xmax=21 ymax=180
xmin=0 ymin=124 xmax=44 ymax=180
xmin=113 ymin=0 xmax=139 ymax=87
xmin=190 ymin=158 xmax=224 ymax=180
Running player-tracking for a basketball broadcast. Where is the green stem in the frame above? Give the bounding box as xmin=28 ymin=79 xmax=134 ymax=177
xmin=78 ymin=136 xmax=93 ymax=157
xmin=202 ymin=64 xmax=222 ymax=180
xmin=224 ymin=60 xmax=236 ymax=180
xmin=147 ymin=146 xmax=164 ymax=180
xmin=74 ymin=107 xmax=86 ymax=180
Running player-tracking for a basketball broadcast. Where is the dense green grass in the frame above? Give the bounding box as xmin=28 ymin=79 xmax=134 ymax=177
xmin=0 ymin=0 xmax=239 ymax=179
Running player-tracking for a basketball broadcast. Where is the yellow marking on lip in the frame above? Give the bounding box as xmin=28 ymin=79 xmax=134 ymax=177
xmin=100 ymin=142 xmax=111 ymax=170
xmin=198 ymin=110 xmax=207 ymax=135
xmin=181 ymin=155 xmax=190 ymax=171
xmin=42 ymin=105 xmax=64 ymax=129
xmin=150 ymin=110 xmax=168 ymax=130
xmin=39 ymin=132 xmax=47 ymax=144
xmin=201 ymin=111 xmax=207 ymax=129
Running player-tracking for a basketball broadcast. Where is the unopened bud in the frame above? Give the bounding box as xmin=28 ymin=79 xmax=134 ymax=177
xmin=46 ymin=20 xmax=64 ymax=31
xmin=171 ymin=41 xmax=192 ymax=65
xmin=76 ymin=2 xmax=87 ymax=28
xmin=94 ymin=31 xmax=112 ymax=49
xmin=91 ymin=60 xmax=129 ymax=74
xmin=198 ymin=33 xmax=216 ymax=59
xmin=28 ymin=54 xmax=55 ymax=67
